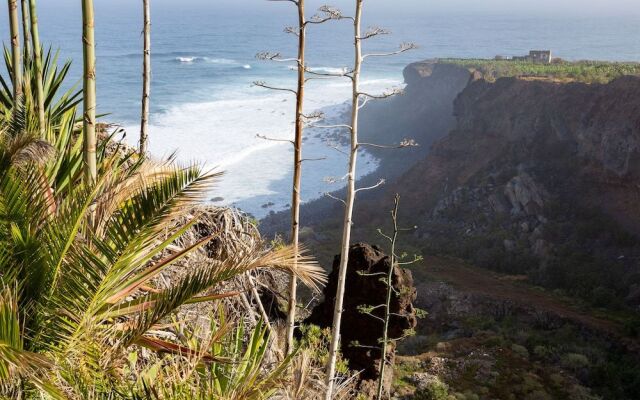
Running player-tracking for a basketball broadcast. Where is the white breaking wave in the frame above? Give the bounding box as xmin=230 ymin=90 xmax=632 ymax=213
xmin=175 ymin=56 xmax=241 ymax=65
xmin=203 ymin=57 xmax=238 ymax=64
xmin=125 ymin=75 xmax=399 ymax=217
xmin=308 ymin=66 xmax=350 ymax=75
xmin=175 ymin=56 xmax=197 ymax=63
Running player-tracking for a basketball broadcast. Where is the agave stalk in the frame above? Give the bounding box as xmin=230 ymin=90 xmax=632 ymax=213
xmin=285 ymin=0 xmax=306 ymax=356
xmin=81 ymin=0 xmax=97 ymax=183
xmin=28 ymin=0 xmax=45 ymax=137
xmin=7 ymin=0 xmax=22 ymax=101
xmin=139 ymin=0 xmax=150 ymax=154
xmin=376 ymin=194 xmax=400 ymax=400
xmin=20 ymin=0 xmax=30 ymax=60
xmin=324 ymin=0 xmax=363 ymax=397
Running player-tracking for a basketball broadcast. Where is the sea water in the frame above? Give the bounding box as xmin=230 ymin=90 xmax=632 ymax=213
xmin=2 ymin=2 xmax=639 ymax=217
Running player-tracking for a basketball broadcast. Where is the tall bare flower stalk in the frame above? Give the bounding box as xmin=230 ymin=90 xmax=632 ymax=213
xmin=256 ymin=2 xmax=341 ymax=355
xmin=324 ymin=2 xmax=363 ymax=396
xmin=324 ymin=1 xmax=416 ymax=396
xmin=375 ymin=195 xmax=407 ymax=399
xmin=29 ymin=0 xmax=45 ymax=137
xmin=285 ymin=0 xmax=307 ymax=356
xmin=7 ymin=0 xmax=23 ymax=102
xmin=82 ymin=0 xmax=97 ymax=183
xmin=139 ymin=0 xmax=151 ymax=154
xmin=20 ymin=0 xmax=30 ymax=59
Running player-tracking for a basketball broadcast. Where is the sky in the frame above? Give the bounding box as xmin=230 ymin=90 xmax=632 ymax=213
xmin=22 ymin=0 xmax=640 ymax=17
xmin=233 ymin=0 xmax=640 ymax=16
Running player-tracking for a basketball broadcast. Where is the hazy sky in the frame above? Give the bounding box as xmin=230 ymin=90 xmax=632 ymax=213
xmin=235 ymin=0 xmax=639 ymax=15
xmin=35 ymin=0 xmax=640 ymax=17
xmin=191 ymin=0 xmax=638 ymax=16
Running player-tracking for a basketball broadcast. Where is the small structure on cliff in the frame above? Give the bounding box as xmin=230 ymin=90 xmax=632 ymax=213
xmin=512 ymin=50 xmax=552 ymax=64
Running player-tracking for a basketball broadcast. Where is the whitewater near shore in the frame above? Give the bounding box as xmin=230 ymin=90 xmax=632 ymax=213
xmin=125 ymin=75 xmax=397 ymax=218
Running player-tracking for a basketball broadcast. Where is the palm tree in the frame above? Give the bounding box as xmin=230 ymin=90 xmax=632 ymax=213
xmin=0 ymin=117 xmax=325 ymax=396
xmin=28 ymin=0 xmax=45 ymax=137
xmin=81 ymin=0 xmax=96 ymax=183
xmin=139 ymin=0 xmax=150 ymax=154
xmin=6 ymin=0 xmax=23 ymax=102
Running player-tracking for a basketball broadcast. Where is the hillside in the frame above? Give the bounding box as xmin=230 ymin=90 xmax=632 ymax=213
xmin=260 ymin=58 xmax=640 ymax=398
xmin=363 ymin=69 xmax=640 ymax=309
xmin=263 ymin=59 xmax=640 ymax=309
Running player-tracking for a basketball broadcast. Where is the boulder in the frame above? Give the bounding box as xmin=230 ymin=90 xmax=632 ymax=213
xmin=306 ymin=243 xmax=418 ymax=398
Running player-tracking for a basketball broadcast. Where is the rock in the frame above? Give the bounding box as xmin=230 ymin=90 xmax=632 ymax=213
xmin=531 ymin=225 xmax=544 ymax=240
xmin=488 ymin=193 xmax=510 ymax=213
xmin=504 ymin=172 xmax=546 ymax=216
xmin=306 ymin=243 xmax=418 ymax=399
xmin=532 ymin=239 xmax=551 ymax=259
xmin=503 ymin=239 xmax=516 ymax=252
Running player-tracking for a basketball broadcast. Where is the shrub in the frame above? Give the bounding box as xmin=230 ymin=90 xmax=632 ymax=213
xmin=298 ymin=324 xmax=349 ymax=375
xmin=533 ymin=345 xmax=551 ymax=360
xmin=462 ymin=390 xmax=480 ymax=400
xmin=561 ymin=353 xmax=590 ymax=371
xmin=511 ymin=344 xmax=530 ymax=359
xmin=414 ymin=377 xmax=451 ymax=400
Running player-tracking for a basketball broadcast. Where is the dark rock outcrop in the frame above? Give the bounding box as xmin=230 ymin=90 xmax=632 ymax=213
xmin=306 ymin=243 xmax=417 ymax=398
xmin=346 ymin=73 xmax=640 ymax=307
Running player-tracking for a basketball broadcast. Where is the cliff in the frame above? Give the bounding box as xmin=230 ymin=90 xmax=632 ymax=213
xmin=262 ymin=60 xmax=640 ymax=309
xmin=357 ymin=69 xmax=640 ymax=308
xmin=358 ymin=61 xmax=473 ymax=173
xmin=260 ymin=60 xmax=640 ymax=398
xmin=260 ymin=60 xmax=474 ymax=242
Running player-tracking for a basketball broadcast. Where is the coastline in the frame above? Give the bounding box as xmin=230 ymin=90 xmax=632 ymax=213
xmin=123 ymin=76 xmax=400 ymax=219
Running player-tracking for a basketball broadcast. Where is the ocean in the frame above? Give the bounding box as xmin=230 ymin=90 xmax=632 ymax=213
xmin=2 ymin=2 xmax=639 ymax=217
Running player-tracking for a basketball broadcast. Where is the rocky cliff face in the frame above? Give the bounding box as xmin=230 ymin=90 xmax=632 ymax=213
xmin=359 ymin=61 xmax=474 ymax=176
xmin=358 ymin=73 xmax=640 ymax=307
xmin=263 ymin=60 xmax=640 ymax=309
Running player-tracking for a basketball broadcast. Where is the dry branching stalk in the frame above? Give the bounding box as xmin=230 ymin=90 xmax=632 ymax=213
xmin=139 ymin=0 xmax=151 ymax=154
xmin=324 ymin=2 xmax=416 ymax=397
xmin=256 ymin=1 xmax=342 ymax=356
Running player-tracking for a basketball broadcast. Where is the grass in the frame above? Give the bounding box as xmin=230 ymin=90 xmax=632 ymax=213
xmin=438 ymin=58 xmax=640 ymax=84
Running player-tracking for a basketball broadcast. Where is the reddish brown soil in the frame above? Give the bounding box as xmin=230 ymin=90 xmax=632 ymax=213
xmin=420 ymin=255 xmax=624 ymax=337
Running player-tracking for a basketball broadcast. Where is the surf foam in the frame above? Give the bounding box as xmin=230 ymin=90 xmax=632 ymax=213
xmin=125 ymin=75 xmax=401 ymax=217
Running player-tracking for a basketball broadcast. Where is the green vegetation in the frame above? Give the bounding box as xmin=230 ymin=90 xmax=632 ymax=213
xmin=414 ymin=377 xmax=450 ymax=400
xmin=0 ymin=1 xmax=328 ymax=397
xmin=0 ymin=92 xmax=322 ymax=396
xmin=439 ymin=58 xmax=640 ymax=83
xmin=394 ymin=310 xmax=640 ymax=400
xmin=297 ymin=324 xmax=350 ymax=376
